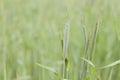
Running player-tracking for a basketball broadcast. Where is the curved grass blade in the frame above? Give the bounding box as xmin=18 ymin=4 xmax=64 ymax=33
xmin=36 ymin=63 xmax=62 ymax=80
xmin=36 ymin=63 xmax=56 ymax=73
xmin=80 ymin=57 xmax=95 ymax=67
xmin=97 ymin=59 xmax=120 ymax=69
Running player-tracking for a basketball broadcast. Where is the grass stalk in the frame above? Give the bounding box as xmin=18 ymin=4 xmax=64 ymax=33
xmin=90 ymin=21 xmax=99 ymax=61
xmin=3 ymin=59 xmax=7 ymax=80
xmin=80 ymin=26 xmax=90 ymax=79
xmin=62 ymin=21 xmax=70 ymax=79
xmin=16 ymin=70 xmax=19 ymax=80
xmin=83 ymin=26 xmax=87 ymax=46
xmin=108 ymin=67 xmax=113 ymax=80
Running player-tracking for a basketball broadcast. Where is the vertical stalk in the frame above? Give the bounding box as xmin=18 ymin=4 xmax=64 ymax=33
xmin=3 ymin=58 xmax=7 ymax=80
xmin=2 ymin=1 xmax=7 ymax=79
xmin=108 ymin=67 xmax=113 ymax=80
xmin=90 ymin=21 xmax=99 ymax=61
xmin=62 ymin=21 xmax=70 ymax=79
xmin=80 ymin=26 xmax=90 ymax=79
xmin=16 ymin=70 xmax=19 ymax=80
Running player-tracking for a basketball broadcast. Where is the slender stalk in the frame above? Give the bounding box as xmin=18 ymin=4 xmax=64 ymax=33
xmin=62 ymin=21 xmax=70 ymax=79
xmin=80 ymin=26 xmax=90 ymax=79
xmin=90 ymin=21 xmax=99 ymax=61
xmin=41 ymin=54 xmax=45 ymax=80
xmin=63 ymin=22 xmax=70 ymax=59
xmin=2 ymin=1 xmax=8 ymax=80
xmin=3 ymin=59 xmax=7 ymax=80
xmin=16 ymin=70 xmax=19 ymax=80
xmin=83 ymin=26 xmax=87 ymax=46
xmin=108 ymin=67 xmax=113 ymax=80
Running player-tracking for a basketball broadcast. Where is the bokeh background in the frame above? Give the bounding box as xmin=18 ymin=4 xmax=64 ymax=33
xmin=0 ymin=0 xmax=120 ymax=80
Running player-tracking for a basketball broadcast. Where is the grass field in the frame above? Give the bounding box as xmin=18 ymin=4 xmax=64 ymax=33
xmin=0 ymin=0 xmax=120 ymax=80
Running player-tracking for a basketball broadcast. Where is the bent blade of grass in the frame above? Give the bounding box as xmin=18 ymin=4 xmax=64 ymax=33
xmin=36 ymin=63 xmax=62 ymax=80
xmin=36 ymin=63 xmax=56 ymax=73
xmin=97 ymin=59 xmax=120 ymax=69
xmin=80 ymin=57 xmax=95 ymax=68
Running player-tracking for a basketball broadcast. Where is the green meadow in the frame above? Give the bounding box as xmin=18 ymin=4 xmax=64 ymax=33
xmin=0 ymin=0 xmax=120 ymax=80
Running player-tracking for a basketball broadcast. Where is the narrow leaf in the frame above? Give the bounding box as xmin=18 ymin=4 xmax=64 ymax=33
xmin=36 ymin=63 xmax=56 ymax=73
xmin=82 ymin=26 xmax=87 ymax=45
xmin=98 ymin=59 xmax=120 ymax=69
xmin=80 ymin=57 xmax=95 ymax=67
xmin=90 ymin=21 xmax=99 ymax=61
xmin=36 ymin=63 xmax=62 ymax=80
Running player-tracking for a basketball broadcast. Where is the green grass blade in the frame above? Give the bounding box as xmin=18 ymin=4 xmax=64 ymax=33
xmin=90 ymin=21 xmax=99 ymax=61
xmin=3 ymin=60 xmax=7 ymax=80
xmin=63 ymin=79 xmax=68 ymax=80
xmin=97 ymin=59 xmax=120 ymax=69
xmin=36 ymin=63 xmax=62 ymax=80
xmin=82 ymin=26 xmax=87 ymax=46
xmin=36 ymin=63 xmax=56 ymax=73
xmin=108 ymin=67 xmax=113 ymax=80
xmin=62 ymin=21 xmax=70 ymax=79
xmin=80 ymin=57 xmax=95 ymax=67
xmin=63 ymin=21 xmax=70 ymax=58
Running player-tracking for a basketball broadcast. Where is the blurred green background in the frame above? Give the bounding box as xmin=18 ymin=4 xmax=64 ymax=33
xmin=0 ymin=0 xmax=120 ymax=80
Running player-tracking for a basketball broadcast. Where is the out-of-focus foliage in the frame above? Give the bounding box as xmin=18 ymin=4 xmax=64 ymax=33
xmin=0 ymin=0 xmax=120 ymax=80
